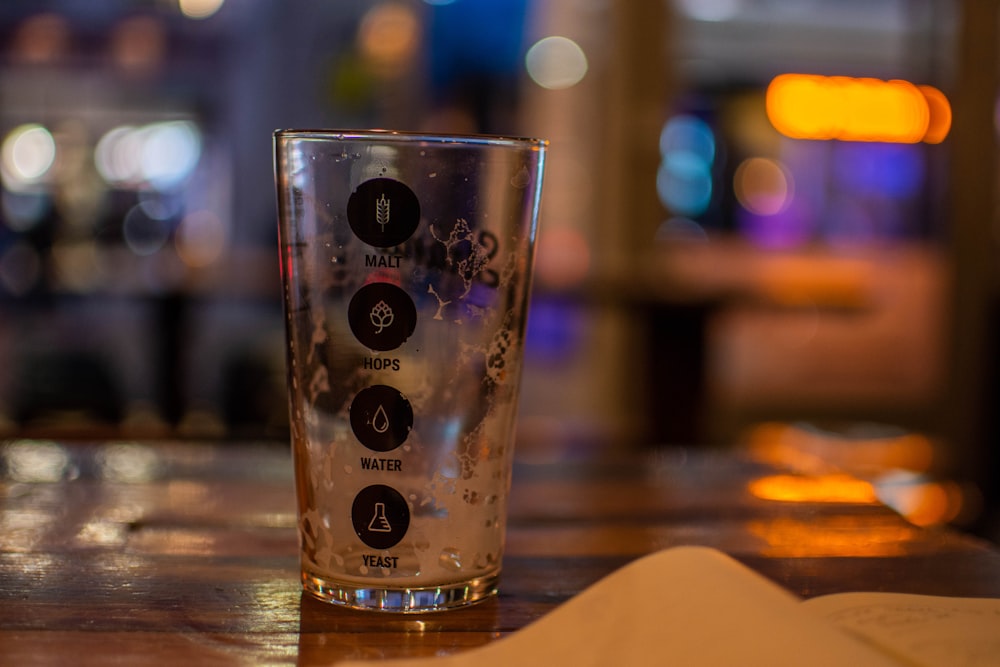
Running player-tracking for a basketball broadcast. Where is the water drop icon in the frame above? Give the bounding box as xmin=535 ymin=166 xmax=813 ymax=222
xmin=371 ymin=404 xmax=390 ymax=434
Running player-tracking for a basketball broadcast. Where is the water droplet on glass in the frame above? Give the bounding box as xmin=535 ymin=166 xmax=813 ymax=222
xmin=438 ymin=548 xmax=462 ymax=572
xmin=510 ymin=166 xmax=530 ymax=188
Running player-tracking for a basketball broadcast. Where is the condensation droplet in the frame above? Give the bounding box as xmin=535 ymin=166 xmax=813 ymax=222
xmin=344 ymin=465 xmax=353 ymax=474
xmin=511 ymin=166 xmax=530 ymax=188
xmin=438 ymin=548 xmax=462 ymax=572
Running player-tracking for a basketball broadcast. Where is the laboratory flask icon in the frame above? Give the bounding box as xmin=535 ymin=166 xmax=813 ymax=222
xmin=368 ymin=502 xmax=393 ymax=532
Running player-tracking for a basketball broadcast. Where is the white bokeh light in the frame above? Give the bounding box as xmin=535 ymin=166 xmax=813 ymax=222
xmin=140 ymin=121 xmax=202 ymax=188
xmin=1 ymin=124 xmax=57 ymax=189
xmin=95 ymin=121 xmax=202 ymax=190
xmin=525 ymin=36 xmax=588 ymax=90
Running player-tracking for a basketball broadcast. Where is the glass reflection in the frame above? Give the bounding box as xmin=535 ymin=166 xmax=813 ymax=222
xmin=749 ymin=473 xmax=877 ymax=504
xmin=97 ymin=442 xmax=162 ymax=483
xmin=2 ymin=440 xmax=71 ymax=482
xmin=748 ymin=517 xmax=918 ymax=558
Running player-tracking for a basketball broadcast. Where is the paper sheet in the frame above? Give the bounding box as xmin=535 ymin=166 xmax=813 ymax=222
xmin=804 ymin=592 xmax=1000 ymax=667
xmin=335 ymin=546 xmax=901 ymax=667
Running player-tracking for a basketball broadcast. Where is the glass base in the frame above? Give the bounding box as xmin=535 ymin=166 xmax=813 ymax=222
xmin=302 ymin=570 xmax=499 ymax=613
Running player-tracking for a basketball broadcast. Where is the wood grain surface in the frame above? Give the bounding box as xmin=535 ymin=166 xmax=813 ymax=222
xmin=2 ymin=440 xmax=999 ymax=665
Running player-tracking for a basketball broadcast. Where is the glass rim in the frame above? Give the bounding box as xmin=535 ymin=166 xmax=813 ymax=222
xmin=273 ymin=128 xmax=547 ymax=149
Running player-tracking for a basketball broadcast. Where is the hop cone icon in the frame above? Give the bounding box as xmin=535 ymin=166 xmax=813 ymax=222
xmin=370 ymin=300 xmax=394 ymax=334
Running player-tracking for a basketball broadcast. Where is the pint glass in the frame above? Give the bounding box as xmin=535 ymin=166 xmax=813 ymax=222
xmin=273 ymin=130 xmax=546 ymax=612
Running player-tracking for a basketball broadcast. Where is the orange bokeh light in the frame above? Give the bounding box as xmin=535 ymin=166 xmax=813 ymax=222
xmin=918 ymin=85 xmax=953 ymax=144
xmin=766 ymin=74 xmax=950 ymax=144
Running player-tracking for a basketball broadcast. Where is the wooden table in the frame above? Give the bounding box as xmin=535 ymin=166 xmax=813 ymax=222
xmin=2 ymin=440 xmax=999 ymax=665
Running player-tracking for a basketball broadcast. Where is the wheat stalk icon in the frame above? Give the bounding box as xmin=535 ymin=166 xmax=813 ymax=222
xmin=376 ymin=193 xmax=390 ymax=231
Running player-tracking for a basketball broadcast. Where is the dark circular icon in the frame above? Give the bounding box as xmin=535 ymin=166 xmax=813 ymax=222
xmin=350 ymin=385 xmax=413 ymax=452
xmin=352 ymin=484 xmax=410 ymax=550
xmin=348 ymin=282 xmax=417 ymax=351
xmin=347 ymin=177 xmax=420 ymax=248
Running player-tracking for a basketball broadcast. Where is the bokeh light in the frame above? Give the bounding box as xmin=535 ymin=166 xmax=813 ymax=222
xmin=657 ymin=154 xmax=713 ymax=216
xmin=140 ymin=122 xmax=202 ymax=188
xmin=525 ymin=36 xmax=588 ymax=90
xmin=1 ymin=124 xmax=57 ymax=190
xmin=95 ymin=121 xmax=202 ymax=190
xmin=919 ymin=85 xmax=952 ymax=144
xmin=766 ymin=74 xmax=949 ymax=143
xmin=123 ymin=204 xmax=170 ymax=256
xmin=358 ymin=2 xmax=421 ymax=76
xmin=10 ymin=13 xmax=70 ymax=64
xmin=734 ymin=157 xmax=793 ymax=216
xmin=657 ymin=114 xmax=716 ymax=217
xmin=660 ymin=114 xmax=716 ymax=164
xmin=178 ymin=0 xmax=225 ymax=20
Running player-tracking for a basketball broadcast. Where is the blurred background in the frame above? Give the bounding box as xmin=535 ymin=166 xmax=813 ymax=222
xmin=0 ymin=0 xmax=996 ymax=540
